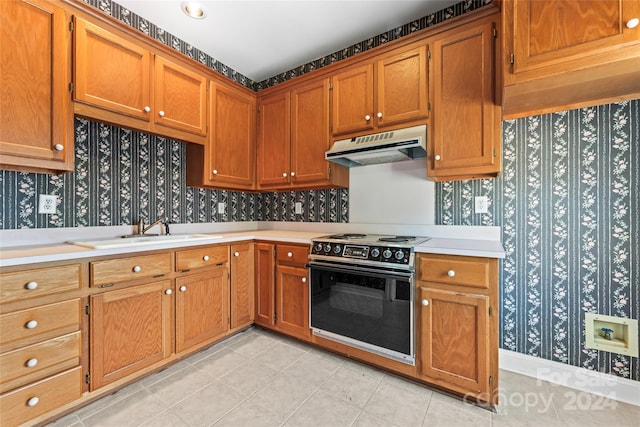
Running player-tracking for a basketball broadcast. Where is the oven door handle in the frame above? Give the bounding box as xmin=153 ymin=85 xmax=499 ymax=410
xmin=307 ymin=261 xmax=413 ymax=280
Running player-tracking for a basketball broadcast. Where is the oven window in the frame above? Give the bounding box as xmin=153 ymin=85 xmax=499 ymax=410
xmin=310 ymin=268 xmax=412 ymax=356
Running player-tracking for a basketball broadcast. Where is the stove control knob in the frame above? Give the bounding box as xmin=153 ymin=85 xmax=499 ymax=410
xmin=395 ymin=250 xmax=405 ymax=260
xmin=333 ymin=245 xmax=342 ymax=254
xmin=370 ymin=248 xmax=380 ymax=258
xmin=383 ymin=249 xmax=392 ymax=259
xmin=324 ymin=244 xmax=332 ymax=253
xmin=314 ymin=243 xmax=323 ymax=253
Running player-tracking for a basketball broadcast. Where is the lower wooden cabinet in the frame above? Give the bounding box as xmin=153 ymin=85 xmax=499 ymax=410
xmin=176 ymin=269 xmax=228 ymax=353
xmin=89 ymin=280 xmax=172 ymax=390
xmin=230 ymin=243 xmax=254 ymax=330
xmin=254 ymin=243 xmax=276 ymax=327
xmin=275 ymin=265 xmax=310 ymax=340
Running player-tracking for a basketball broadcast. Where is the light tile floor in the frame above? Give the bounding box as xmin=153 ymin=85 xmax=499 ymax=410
xmin=48 ymin=328 xmax=639 ymax=427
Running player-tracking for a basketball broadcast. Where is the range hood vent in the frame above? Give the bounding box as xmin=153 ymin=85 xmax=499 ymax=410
xmin=325 ymin=125 xmax=427 ymax=167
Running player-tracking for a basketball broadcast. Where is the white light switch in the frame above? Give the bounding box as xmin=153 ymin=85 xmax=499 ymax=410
xmin=474 ymin=196 xmax=488 ymax=214
xmin=218 ymin=202 xmax=226 ymax=214
xmin=295 ymin=202 xmax=302 ymax=214
xmin=38 ymin=194 xmax=57 ymax=214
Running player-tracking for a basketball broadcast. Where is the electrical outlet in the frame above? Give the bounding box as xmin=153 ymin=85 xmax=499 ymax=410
xmin=294 ymin=202 xmax=302 ymax=214
xmin=218 ymin=202 xmax=226 ymax=214
xmin=38 ymin=194 xmax=57 ymax=214
xmin=475 ymin=196 xmax=489 ymax=214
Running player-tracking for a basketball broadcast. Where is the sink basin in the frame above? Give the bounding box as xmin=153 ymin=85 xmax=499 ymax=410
xmin=68 ymin=234 xmax=223 ymax=249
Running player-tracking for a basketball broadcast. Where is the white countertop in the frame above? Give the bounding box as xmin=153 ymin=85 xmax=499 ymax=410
xmin=0 ymin=224 xmax=505 ymax=267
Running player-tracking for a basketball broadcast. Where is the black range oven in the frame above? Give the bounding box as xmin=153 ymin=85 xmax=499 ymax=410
xmin=308 ymin=234 xmax=429 ymax=365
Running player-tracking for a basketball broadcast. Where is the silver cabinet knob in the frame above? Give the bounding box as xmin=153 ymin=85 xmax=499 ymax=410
xmin=203 ymin=255 xmax=210 ymax=261
xmin=144 ymin=106 xmax=151 ymax=112
xmin=26 ymin=281 xmax=38 ymax=290
xmin=287 ymin=252 xmax=293 ymax=257
xmin=54 ymin=144 xmax=64 ymax=151
xmin=27 ymin=397 xmax=39 ymax=407
xmin=301 ymin=277 xmax=307 ymax=283
xmin=132 ymin=265 xmax=142 ymax=273
xmin=422 ymin=299 xmax=429 ymax=307
xmin=212 ymin=169 xmax=218 ymax=175
xmin=447 ymin=270 xmax=456 ymax=277
xmin=377 ymin=112 xmax=382 ymax=118
xmin=165 ymin=289 xmax=173 ymax=295
xmin=179 ymin=285 xmax=187 ymax=292
xmin=159 ymin=110 xmax=165 ymax=117
xmin=26 ymin=320 xmax=38 ymax=329
xmin=283 ymin=172 xmax=288 ymax=177
xmin=234 ymin=252 xmax=240 ymax=257
xmin=26 ymin=358 xmax=38 ymax=368
xmin=627 ymin=18 xmax=639 ymax=29
xmin=290 ymin=172 xmax=295 ymax=177
xmin=434 ymin=155 xmax=441 ymax=161
xmin=365 ymin=114 xmax=371 ymax=121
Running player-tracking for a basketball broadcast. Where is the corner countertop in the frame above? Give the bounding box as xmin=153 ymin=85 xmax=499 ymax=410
xmin=0 ymin=227 xmax=505 ymax=268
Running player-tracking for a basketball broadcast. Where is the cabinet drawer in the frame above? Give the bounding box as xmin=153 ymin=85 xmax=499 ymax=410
xmin=0 ymin=299 xmax=81 ymax=347
xmin=0 ymin=366 xmax=82 ymax=427
xmin=91 ymin=253 xmax=172 ymax=287
xmin=0 ymin=264 xmax=82 ymax=303
xmin=276 ymin=244 xmax=309 ymax=266
xmin=417 ymin=255 xmax=491 ymax=289
xmin=176 ymin=246 xmax=228 ymax=271
xmin=0 ymin=331 xmax=81 ymax=394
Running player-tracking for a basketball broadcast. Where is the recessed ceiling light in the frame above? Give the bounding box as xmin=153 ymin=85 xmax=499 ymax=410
xmin=181 ymin=2 xmax=206 ymax=19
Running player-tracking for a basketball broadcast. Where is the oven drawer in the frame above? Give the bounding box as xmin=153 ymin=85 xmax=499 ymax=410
xmin=417 ymin=254 xmax=491 ymax=289
xmin=91 ymin=253 xmax=172 ymax=287
xmin=176 ymin=246 xmax=228 ymax=271
xmin=276 ymin=244 xmax=309 ymax=267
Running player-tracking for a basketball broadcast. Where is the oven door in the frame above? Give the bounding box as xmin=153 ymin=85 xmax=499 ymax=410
xmin=309 ymin=260 xmax=415 ymax=365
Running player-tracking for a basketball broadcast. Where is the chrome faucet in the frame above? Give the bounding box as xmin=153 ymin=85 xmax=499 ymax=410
xmin=138 ymin=217 xmax=168 ymax=235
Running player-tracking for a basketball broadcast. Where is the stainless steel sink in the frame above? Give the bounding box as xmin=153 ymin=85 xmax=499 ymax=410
xmin=68 ymin=234 xmax=223 ymax=249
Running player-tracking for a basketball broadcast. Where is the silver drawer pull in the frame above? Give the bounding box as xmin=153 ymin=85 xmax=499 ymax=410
xmin=26 ymin=281 xmax=38 ymax=290
xmin=25 ymin=320 xmax=38 ymax=329
xmin=26 ymin=358 xmax=38 ymax=368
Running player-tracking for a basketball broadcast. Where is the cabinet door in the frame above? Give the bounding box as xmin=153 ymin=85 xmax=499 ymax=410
xmin=208 ymin=82 xmax=256 ymax=188
xmin=230 ymin=243 xmax=254 ymax=329
xmin=429 ymin=16 xmax=500 ymax=179
xmin=376 ymin=46 xmax=429 ymax=127
xmin=419 ymin=287 xmax=490 ymax=396
xmin=154 ymin=56 xmax=208 ymax=136
xmin=254 ymin=243 xmax=275 ymax=327
xmin=291 ymin=79 xmax=332 ymax=185
xmin=90 ymin=281 xmax=172 ymax=390
xmin=73 ymin=17 xmax=151 ymax=120
xmin=257 ymin=92 xmax=291 ymax=187
xmin=275 ymin=265 xmax=310 ymax=341
xmin=0 ymin=0 xmax=73 ymax=172
xmin=511 ymin=0 xmax=640 ymax=76
xmin=331 ymin=63 xmax=374 ymax=136
xmin=176 ymin=268 xmax=228 ymax=353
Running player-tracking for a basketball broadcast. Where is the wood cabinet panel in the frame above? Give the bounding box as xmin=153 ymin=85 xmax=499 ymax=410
xmin=276 ymin=244 xmax=309 ymax=267
xmin=230 ymin=243 xmax=254 ymax=329
xmin=90 ymin=281 xmax=172 ymax=389
xmin=275 ymin=265 xmax=310 ymax=340
xmin=254 ymin=243 xmax=275 ymax=327
xmin=0 ymin=0 xmax=73 ymax=173
xmin=257 ymin=92 xmax=291 ymax=187
xmin=428 ymin=15 xmax=500 ymax=180
xmin=0 ymin=367 xmax=82 ymax=427
xmin=73 ymin=16 xmax=151 ymax=120
xmin=176 ymin=269 xmax=228 ymax=353
xmin=331 ymin=64 xmax=374 ymax=135
xmin=175 ymin=246 xmax=228 ymax=271
xmin=417 ymin=254 xmax=491 ymax=289
xmin=0 ymin=264 xmax=81 ymax=303
xmin=91 ymin=253 xmax=172 ymax=287
xmin=418 ymin=287 xmax=490 ymax=395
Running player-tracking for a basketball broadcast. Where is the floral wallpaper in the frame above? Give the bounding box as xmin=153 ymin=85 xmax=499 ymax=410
xmin=0 ymin=118 xmax=348 ymax=229
xmin=437 ymin=99 xmax=640 ymax=382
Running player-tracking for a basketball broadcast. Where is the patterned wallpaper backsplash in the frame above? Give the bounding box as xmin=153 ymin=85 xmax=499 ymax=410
xmin=0 ymin=118 xmax=348 ymax=229
xmin=84 ymin=0 xmax=492 ymax=91
xmin=437 ymin=99 xmax=640 ymax=382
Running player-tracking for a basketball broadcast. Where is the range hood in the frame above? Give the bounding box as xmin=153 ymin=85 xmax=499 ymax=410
xmin=325 ymin=124 xmax=426 ymax=167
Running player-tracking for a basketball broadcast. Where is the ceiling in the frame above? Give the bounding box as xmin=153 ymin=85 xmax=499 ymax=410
xmin=114 ymin=0 xmax=460 ymax=82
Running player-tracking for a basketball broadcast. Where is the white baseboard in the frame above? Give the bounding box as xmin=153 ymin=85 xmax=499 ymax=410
xmin=499 ymin=349 xmax=640 ymax=406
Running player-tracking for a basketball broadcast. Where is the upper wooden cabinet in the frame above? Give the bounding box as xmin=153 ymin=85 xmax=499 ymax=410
xmin=502 ymin=0 xmax=640 ymax=118
xmin=331 ymin=45 xmax=428 ymax=137
xmin=257 ymin=80 xmax=348 ymax=190
xmin=0 ymin=0 xmax=73 ymax=173
xmin=73 ymin=17 xmax=208 ymax=143
xmin=427 ymin=14 xmax=501 ymax=181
